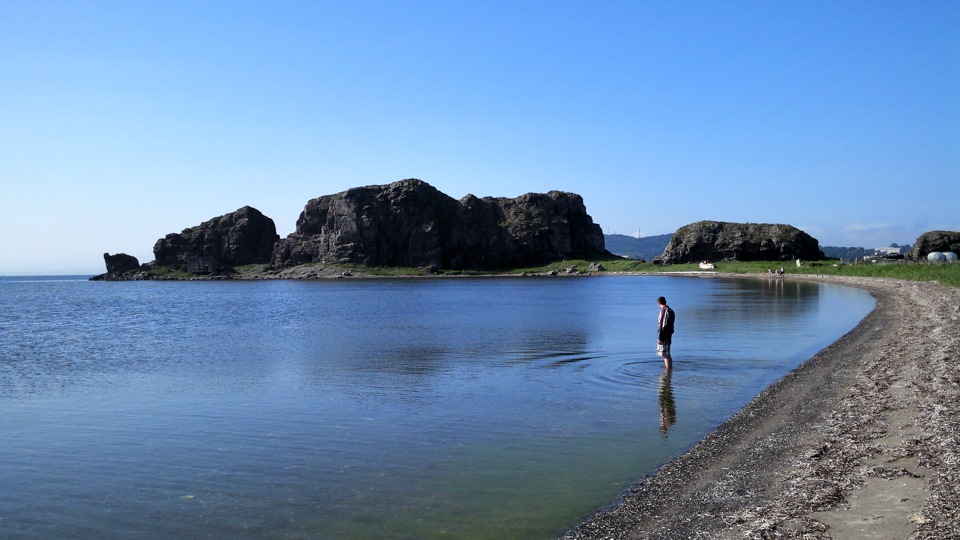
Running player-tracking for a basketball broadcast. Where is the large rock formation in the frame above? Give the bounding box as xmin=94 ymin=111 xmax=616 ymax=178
xmin=448 ymin=190 xmax=607 ymax=269
xmin=655 ymin=221 xmax=823 ymax=264
xmin=153 ymin=206 xmax=279 ymax=271
xmin=270 ymin=179 xmax=607 ymax=270
xmin=906 ymin=230 xmax=960 ymax=260
xmin=102 ymin=252 xmax=140 ymax=277
xmin=90 ymin=252 xmax=144 ymax=280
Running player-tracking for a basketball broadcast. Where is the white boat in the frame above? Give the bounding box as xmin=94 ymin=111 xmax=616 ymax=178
xmin=698 ymin=261 xmax=715 ymax=270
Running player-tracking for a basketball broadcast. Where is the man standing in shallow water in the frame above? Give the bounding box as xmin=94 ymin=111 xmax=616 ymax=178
xmin=657 ymin=296 xmax=675 ymax=369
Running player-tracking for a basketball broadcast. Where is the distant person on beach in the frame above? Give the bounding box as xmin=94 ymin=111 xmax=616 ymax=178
xmin=656 ymin=296 xmax=675 ymax=369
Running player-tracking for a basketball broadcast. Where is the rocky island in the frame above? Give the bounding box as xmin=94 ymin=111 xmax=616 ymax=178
xmin=96 ymin=178 xmax=960 ymax=282
xmin=92 ymin=179 xmax=608 ymax=280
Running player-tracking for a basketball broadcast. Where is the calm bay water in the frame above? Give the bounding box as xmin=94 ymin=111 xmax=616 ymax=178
xmin=0 ymin=275 xmax=874 ymax=539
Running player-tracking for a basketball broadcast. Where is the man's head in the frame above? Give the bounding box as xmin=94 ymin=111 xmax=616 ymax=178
xmin=657 ymin=296 xmax=667 ymax=306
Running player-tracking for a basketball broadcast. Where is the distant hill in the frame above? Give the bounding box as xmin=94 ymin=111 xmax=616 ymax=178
xmin=604 ymin=233 xmax=672 ymax=260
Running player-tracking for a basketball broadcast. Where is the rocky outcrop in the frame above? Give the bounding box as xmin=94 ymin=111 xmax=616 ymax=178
xmin=655 ymin=221 xmax=823 ymax=264
xmin=447 ymin=190 xmax=607 ymax=269
xmin=906 ymin=230 xmax=960 ymax=260
xmin=103 ymin=252 xmax=140 ymax=276
xmin=271 ymin=180 xmax=457 ymax=268
xmin=270 ymin=179 xmax=606 ymax=270
xmin=90 ymin=252 xmax=144 ymax=280
xmin=153 ymin=206 xmax=279 ymax=271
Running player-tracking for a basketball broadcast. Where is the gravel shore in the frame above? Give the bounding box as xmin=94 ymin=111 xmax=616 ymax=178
xmin=563 ymin=276 xmax=960 ymax=539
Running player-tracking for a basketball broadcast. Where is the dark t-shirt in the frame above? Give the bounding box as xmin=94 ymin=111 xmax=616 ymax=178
xmin=658 ymin=306 xmax=675 ymax=340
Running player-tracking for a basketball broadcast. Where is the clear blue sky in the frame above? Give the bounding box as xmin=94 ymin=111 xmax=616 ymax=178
xmin=2 ymin=0 xmax=957 ymax=275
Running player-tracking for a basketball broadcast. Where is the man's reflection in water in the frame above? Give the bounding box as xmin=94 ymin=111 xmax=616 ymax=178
xmin=658 ymin=359 xmax=677 ymax=435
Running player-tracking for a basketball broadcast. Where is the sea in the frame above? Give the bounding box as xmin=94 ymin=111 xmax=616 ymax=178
xmin=0 ymin=274 xmax=875 ymax=539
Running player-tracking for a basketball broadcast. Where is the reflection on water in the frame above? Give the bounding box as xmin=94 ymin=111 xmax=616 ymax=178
xmin=0 ymin=275 xmax=875 ymax=539
xmin=658 ymin=367 xmax=677 ymax=435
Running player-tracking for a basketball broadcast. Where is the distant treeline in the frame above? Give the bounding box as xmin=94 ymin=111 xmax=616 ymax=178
xmin=604 ymin=234 xmax=912 ymax=262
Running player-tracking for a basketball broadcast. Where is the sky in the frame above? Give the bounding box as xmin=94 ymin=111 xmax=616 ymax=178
xmin=1 ymin=0 xmax=958 ymax=275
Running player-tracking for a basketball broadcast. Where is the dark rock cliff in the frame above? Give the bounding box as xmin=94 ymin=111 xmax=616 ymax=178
xmin=153 ymin=206 xmax=279 ymax=271
xmin=906 ymin=230 xmax=960 ymax=260
xmin=449 ymin=190 xmax=608 ymax=269
xmin=90 ymin=252 xmax=144 ymax=280
xmin=655 ymin=220 xmax=823 ymax=264
xmin=102 ymin=252 xmax=140 ymax=276
xmin=271 ymin=180 xmax=458 ymax=268
xmin=271 ymin=179 xmax=607 ymax=270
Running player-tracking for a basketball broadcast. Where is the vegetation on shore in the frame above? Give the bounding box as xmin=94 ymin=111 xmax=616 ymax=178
xmin=147 ymin=266 xmax=192 ymax=279
xmin=506 ymin=257 xmax=960 ymax=287
xmin=429 ymin=256 xmax=960 ymax=288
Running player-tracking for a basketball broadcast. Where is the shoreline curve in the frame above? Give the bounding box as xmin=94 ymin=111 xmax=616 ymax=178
xmin=562 ymin=275 xmax=959 ymax=539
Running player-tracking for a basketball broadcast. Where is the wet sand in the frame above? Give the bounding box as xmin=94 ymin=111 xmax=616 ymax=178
xmin=563 ymin=276 xmax=960 ymax=539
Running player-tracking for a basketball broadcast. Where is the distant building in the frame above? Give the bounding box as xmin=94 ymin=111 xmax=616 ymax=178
xmin=873 ymin=246 xmax=901 ymax=256
xmin=864 ymin=246 xmax=906 ymax=262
